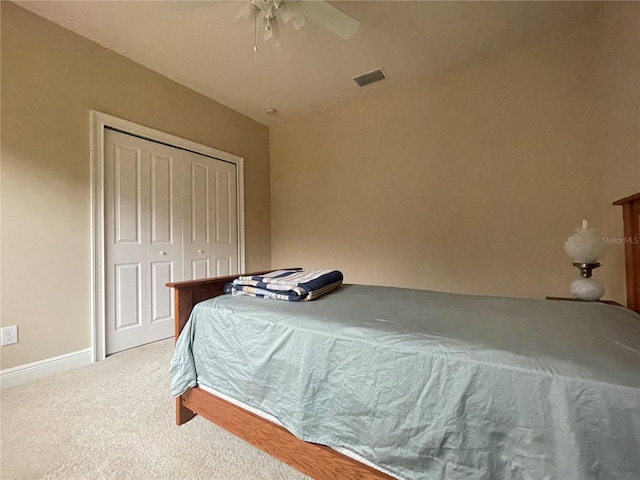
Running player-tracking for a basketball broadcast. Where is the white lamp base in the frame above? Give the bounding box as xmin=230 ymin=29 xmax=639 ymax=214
xmin=570 ymin=278 xmax=605 ymax=301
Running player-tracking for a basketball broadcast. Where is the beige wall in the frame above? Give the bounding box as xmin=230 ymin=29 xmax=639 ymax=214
xmin=271 ymin=4 xmax=639 ymax=303
xmin=0 ymin=2 xmax=271 ymax=369
xmin=591 ymin=3 xmax=640 ymax=300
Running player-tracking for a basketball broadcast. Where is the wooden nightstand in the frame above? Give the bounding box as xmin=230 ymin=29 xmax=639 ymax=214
xmin=546 ymin=296 xmax=624 ymax=307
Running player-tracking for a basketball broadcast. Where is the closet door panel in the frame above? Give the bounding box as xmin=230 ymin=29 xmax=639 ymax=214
xmin=105 ymin=129 xmax=181 ymax=355
xmin=182 ymin=152 xmax=238 ymax=280
xmin=211 ymin=161 xmax=239 ymax=276
xmin=147 ymin=151 xmax=182 ymax=329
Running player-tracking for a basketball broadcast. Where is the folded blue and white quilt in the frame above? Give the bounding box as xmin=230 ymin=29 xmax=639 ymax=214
xmin=224 ymin=269 xmax=343 ymax=301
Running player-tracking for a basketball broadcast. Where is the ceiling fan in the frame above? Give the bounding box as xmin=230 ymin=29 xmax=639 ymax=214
xmin=236 ymin=0 xmax=360 ymax=49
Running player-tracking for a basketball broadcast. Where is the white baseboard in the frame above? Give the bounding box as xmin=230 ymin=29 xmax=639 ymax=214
xmin=0 ymin=348 xmax=93 ymax=389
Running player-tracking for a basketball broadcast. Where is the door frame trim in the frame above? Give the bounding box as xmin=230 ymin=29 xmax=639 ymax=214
xmin=90 ymin=110 xmax=246 ymax=362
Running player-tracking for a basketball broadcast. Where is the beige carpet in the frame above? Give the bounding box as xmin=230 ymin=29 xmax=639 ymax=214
xmin=0 ymin=339 xmax=309 ymax=480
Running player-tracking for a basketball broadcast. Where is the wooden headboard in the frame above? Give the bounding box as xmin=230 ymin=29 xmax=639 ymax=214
xmin=613 ymin=192 xmax=640 ymax=314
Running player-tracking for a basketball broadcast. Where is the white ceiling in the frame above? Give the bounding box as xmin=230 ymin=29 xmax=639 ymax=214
xmin=16 ymin=1 xmax=599 ymax=125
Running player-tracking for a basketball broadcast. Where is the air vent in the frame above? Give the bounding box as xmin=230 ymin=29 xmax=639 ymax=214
xmin=354 ymin=68 xmax=388 ymax=87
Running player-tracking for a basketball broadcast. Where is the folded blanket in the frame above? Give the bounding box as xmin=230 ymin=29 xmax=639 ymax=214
xmin=224 ymin=269 xmax=343 ymax=301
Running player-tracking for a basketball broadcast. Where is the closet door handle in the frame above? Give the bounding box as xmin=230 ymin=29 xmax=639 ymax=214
xmin=160 ymin=251 xmax=167 ymax=256
xmin=198 ymin=249 xmax=205 ymax=254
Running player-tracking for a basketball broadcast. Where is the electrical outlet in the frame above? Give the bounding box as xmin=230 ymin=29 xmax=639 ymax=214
xmin=1 ymin=326 xmax=18 ymax=346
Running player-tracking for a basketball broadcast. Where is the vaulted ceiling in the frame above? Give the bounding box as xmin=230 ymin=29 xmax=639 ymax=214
xmin=16 ymin=1 xmax=599 ymax=125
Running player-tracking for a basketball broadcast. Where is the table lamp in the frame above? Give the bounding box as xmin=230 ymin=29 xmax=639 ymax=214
xmin=564 ymin=220 xmax=606 ymax=301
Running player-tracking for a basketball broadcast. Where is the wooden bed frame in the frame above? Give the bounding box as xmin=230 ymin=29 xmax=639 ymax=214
xmin=167 ymin=192 xmax=640 ymax=480
xmin=167 ymin=271 xmax=396 ymax=480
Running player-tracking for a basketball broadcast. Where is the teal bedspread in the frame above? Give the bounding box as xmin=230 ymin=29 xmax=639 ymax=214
xmin=170 ymin=285 xmax=640 ymax=480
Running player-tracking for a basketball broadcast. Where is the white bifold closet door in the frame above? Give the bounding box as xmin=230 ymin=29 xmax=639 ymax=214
xmin=104 ymin=129 xmax=238 ymax=355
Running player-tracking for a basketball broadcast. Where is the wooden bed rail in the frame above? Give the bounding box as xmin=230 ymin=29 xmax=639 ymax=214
xmin=613 ymin=192 xmax=640 ymax=314
xmin=182 ymin=387 xmax=396 ymax=480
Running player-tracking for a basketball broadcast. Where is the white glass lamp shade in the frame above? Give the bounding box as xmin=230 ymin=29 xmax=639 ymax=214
xmin=571 ymin=278 xmax=605 ymax=301
xmin=564 ymin=220 xmax=606 ymax=263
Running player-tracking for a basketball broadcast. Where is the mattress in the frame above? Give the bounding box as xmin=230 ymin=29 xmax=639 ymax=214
xmin=171 ymin=284 xmax=640 ymax=480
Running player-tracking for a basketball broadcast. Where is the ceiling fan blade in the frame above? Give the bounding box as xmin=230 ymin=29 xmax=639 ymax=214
xmin=286 ymin=1 xmax=359 ymax=39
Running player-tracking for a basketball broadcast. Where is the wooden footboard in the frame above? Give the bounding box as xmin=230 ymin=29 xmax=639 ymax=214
xmin=614 ymin=192 xmax=640 ymax=314
xmin=167 ymin=270 xmax=395 ymax=480
xmin=167 ymin=270 xmax=277 ymax=341
xmin=167 ymin=270 xmax=277 ymax=425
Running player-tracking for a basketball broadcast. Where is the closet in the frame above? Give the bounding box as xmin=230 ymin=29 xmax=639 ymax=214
xmin=104 ymin=128 xmax=238 ymax=354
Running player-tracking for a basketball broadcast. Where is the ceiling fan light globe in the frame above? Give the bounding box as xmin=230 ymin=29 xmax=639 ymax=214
xmin=235 ymin=2 xmax=256 ymax=21
xmin=264 ymin=5 xmax=275 ymax=19
xmin=292 ymin=14 xmax=306 ymax=30
xmin=264 ymin=15 xmax=279 ymax=39
xmin=278 ymin=5 xmax=296 ymax=23
xmin=263 ymin=29 xmax=280 ymax=47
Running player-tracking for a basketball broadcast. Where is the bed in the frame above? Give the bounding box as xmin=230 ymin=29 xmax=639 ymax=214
xmin=168 ymin=193 xmax=640 ymax=480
